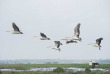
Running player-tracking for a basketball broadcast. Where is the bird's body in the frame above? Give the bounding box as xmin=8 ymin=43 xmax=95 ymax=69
xmin=7 ymin=23 xmax=23 ymax=34
xmin=66 ymin=36 xmax=81 ymax=41
xmin=35 ymin=33 xmax=50 ymax=40
xmin=48 ymin=41 xmax=62 ymax=51
xmin=12 ymin=31 xmax=22 ymax=34
xmin=61 ymin=39 xmax=77 ymax=44
xmin=48 ymin=46 xmax=60 ymax=51
xmin=88 ymin=38 xmax=103 ymax=50
xmin=66 ymin=23 xmax=82 ymax=41
xmin=90 ymin=43 xmax=99 ymax=47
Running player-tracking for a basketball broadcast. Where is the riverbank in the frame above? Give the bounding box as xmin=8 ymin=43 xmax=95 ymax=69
xmin=0 ymin=64 xmax=110 ymax=74
xmin=0 ymin=64 xmax=110 ymax=69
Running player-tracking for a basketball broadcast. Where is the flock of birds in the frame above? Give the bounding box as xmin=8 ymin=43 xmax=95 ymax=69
xmin=7 ymin=23 xmax=103 ymax=51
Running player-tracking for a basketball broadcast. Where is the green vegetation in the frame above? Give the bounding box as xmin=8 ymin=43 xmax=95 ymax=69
xmin=11 ymin=71 xmax=20 ymax=74
xmin=0 ymin=64 xmax=110 ymax=74
xmin=0 ymin=64 xmax=110 ymax=69
xmin=85 ymin=67 xmax=91 ymax=73
xmin=53 ymin=67 xmax=65 ymax=73
xmin=0 ymin=65 xmax=28 ymax=70
xmin=0 ymin=64 xmax=87 ymax=69
xmin=0 ymin=70 xmax=2 ymax=74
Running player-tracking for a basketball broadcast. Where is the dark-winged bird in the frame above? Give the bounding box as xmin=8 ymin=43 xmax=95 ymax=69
xmin=88 ymin=37 xmax=103 ymax=50
xmin=48 ymin=41 xmax=62 ymax=51
xmin=66 ymin=23 xmax=82 ymax=41
xmin=7 ymin=22 xmax=23 ymax=34
xmin=34 ymin=32 xmax=50 ymax=40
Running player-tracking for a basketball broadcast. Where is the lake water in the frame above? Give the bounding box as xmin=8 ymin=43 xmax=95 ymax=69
xmin=0 ymin=67 xmax=109 ymax=72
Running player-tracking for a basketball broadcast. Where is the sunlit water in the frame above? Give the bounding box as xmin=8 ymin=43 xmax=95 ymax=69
xmin=0 ymin=67 xmax=109 ymax=72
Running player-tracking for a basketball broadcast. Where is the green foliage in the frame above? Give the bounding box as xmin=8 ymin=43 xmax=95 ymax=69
xmin=0 ymin=70 xmax=2 ymax=74
xmin=0 ymin=64 xmax=110 ymax=74
xmin=53 ymin=67 xmax=65 ymax=73
xmin=0 ymin=64 xmax=110 ymax=69
xmin=12 ymin=72 xmax=20 ymax=74
xmin=85 ymin=67 xmax=91 ymax=73
xmin=15 ymin=66 xmax=28 ymax=70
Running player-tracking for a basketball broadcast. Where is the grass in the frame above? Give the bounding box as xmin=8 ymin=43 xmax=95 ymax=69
xmin=0 ymin=64 xmax=110 ymax=69
xmin=0 ymin=64 xmax=110 ymax=74
xmin=0 ymin=65 xmax=28 ymax=70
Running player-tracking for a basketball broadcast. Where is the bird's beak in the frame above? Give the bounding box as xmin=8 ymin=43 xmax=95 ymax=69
xmin=61 ymin=39 xmax=67 ymax=40
xmin=88 ymin=43 xmax=92 ymax=45
xmin=6 ymin=31 xmax=10 ymax=32
xmin=34 ymin=35 xmax=40 ymax=38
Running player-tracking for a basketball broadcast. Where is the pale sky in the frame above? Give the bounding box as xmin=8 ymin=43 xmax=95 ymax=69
xmin=0 ymin=0 xmax=110 ymax=60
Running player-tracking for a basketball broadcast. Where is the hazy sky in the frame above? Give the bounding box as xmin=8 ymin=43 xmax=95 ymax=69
xmin=0 ymin=0 xmax=110 ymax=60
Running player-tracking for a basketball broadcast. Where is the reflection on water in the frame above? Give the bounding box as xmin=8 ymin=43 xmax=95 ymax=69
xmin=0 ymin=67 xmax=109 ymax=72
xmin=65 ymin=67 xmax=109 ymax=72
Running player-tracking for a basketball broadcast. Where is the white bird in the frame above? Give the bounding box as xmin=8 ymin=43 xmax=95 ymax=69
xmin=34 ymin=33 xmax=50 ymax=40
xmin=61 ymin=39 xmax=77 ymax=44
xmin=48 ymin=41 xmax=62 ymax=51
xmin=7 ymin=23 xmax=23 ymax=34
xmin=88 ymin=37 xmax=103 ymax=50
xmin=66 ymin=23 xmax=82 ymax=41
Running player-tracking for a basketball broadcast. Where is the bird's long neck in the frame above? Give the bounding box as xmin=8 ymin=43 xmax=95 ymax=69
xmin=6 ymin=30 xmax=14 ymax=33
xmin=34 ymin=35 xmax=42 ymax=38
xmin=89 ymin=43 xmax=98 ymax=47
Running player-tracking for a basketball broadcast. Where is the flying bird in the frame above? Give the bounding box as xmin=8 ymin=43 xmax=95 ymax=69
xmin=61 ymin=39 xmax=77 ymax=44
xmin=34 ymin=33 xmax=50 ymax=40
xmin=88 ymin=37 xmax=103 ymax=50
xmin=48 ymin=41 xmax=62 ymax=51
xmin=7 ymin=23 xmax=23 ymax=34
xmin=66 ymin=23 xmax=82 ymax=41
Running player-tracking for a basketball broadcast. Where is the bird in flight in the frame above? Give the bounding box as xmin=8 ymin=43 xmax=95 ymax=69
xmin=88 ymin=37 xmax=103 ymax=50
xmin=34 ymin=32 xmax=50 ymax=40
xmin=65 ymin=23 xmax=82 ymax=41
xmin=7 ymin=22 xmax=23 ymax=34
xmin=48 ymin=41 xmax=62 ymax=51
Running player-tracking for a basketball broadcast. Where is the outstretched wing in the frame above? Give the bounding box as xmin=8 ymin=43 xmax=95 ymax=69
xmin=40 ymin=33 xmax=47 ymax=38
xmin=54 ymin=41 xmax=60 ymax=48
xmin=58 ymin=41 xmax=62 ymax=45
xmin=96 ymin=38 xmax=103 ymax=46
xmin=96 ymin=38 xmax=103 ymax=50
xmin=12 ymin=23 xmax=20 ymax=31
xmin=74 ymin=23 xmax=80 ymax=38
